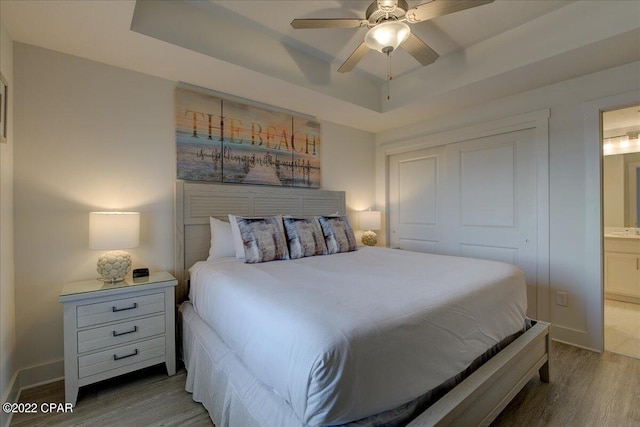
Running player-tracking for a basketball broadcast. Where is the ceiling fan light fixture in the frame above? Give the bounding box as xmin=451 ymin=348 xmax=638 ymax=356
xmin=364 ymin=21 xmax=410 ymax=53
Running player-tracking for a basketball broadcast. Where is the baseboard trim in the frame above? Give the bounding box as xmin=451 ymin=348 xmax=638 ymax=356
xmin=605 ymin=292 xmax=640 ymax=304
xmin=19 ymin=359 xmax=64 ymax=391
xmin=1 ymin=370 xmax=20 ymax=427
xmin=550 ymin=324 xmax=600 ymax=352
xmin=551 ymin=338 xmax=601 ymax=353
xmin=0 ymin=360 xmax=65 ymax=427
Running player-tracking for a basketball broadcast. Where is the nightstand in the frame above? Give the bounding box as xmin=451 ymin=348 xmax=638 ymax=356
xmin=58 ymin=271 xmax=177 ymax=405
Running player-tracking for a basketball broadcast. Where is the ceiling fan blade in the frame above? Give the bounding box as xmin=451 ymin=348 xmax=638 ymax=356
xmin=291 ymin=19 xmax=367 ymax=29
xmin=338 ymin=42 xmax=370 ymax=73
xmin=406 ymin=0 xmax=494 ymax=23
xmin=401 ymin=32 xmax=439 ymax=66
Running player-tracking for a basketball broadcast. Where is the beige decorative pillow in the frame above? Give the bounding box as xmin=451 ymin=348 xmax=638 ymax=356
xmin=317 ymin=216 xmax=358 ymax=254
xmin=236 ymin=217 xmax=289 ymax=263
xmin=283 ymin=217 xmax=327 ymax=259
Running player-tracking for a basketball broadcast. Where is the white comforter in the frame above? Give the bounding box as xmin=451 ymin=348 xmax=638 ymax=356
xmin=189 ymin=247 xmax=527 ymax=426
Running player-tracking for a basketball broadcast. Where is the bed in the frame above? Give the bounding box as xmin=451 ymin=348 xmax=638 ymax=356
xmin=174 ymin=181 xmax=550 ymax=427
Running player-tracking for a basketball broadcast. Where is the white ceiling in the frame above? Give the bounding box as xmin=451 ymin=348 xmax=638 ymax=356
xmin=2 ymin=0 xmax=640 ymax=133
xmin=201 ymin=0 xmax=573 ymax=81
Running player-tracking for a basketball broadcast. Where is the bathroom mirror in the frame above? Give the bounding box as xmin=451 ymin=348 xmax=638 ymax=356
xmin=628 ymin=159 xmax=640 ymax=227
xmin=603 ymin=153 xmax=640 ymax=228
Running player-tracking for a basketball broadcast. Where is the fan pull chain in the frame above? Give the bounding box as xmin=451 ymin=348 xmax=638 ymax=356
xmin=387 ymin=51 xmax=392 ymax=100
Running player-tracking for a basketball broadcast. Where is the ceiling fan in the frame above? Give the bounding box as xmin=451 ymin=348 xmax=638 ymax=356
xmin=291 ymin=0 xmax=494 ymax=73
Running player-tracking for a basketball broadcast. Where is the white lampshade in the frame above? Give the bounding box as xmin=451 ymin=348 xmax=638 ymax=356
xmin=364 ymin=21 xmax=410 ymax=53
xmin=89 ymin=212 xmax=140 ymax=250
xmin=359 ymin=210 xmax=382 ymax=231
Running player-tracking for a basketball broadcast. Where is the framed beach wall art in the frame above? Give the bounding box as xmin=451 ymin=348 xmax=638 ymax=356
xmin=222 ymin=98 xmax=295 ymax=186
xmin=175 ymin=86 xmax=321 ymax=188
xmin=175 ymin=88 xmax=223 ymax=182
xmin=292 ymin=115 xmax=321 ymax=188
xmin=0 ymin=72 xmax=7 ymax=144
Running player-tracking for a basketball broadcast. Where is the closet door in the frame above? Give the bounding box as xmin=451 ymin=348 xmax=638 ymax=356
xmin=389 ymin=128 xmax=538 ymax=317
xmin=388 ymin=145 xmax=446 ymax=253
xmin=446 ymin=128 xmax=538 ymax=315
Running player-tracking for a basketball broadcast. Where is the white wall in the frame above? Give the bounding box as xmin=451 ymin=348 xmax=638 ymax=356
xmin=0 ymin=10 xmax=18 ymax=427
xmin=321 ymin=121 xmax=376 ymax=242
xmin=12 ymin=43 xmax=376 ymax=384
xmin=377 ymin=61 xmax=640 ymax=350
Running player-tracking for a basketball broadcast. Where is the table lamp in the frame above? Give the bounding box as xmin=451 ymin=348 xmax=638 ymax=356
xmin=359 ymin=210 xmax=381 ymax=246
xmin=89 ymin=212 xmax=140 ymax=282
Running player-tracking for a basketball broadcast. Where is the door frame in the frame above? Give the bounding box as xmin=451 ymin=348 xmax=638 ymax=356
xmin=376 ymin=109 xmax=550 ymax=321
xmin=583 ymin=90 xmax=640 ymax=352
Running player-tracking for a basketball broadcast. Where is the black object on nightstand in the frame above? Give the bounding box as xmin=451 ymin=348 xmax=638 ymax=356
xmin=133 ymin=268 xmax=149 ymax=278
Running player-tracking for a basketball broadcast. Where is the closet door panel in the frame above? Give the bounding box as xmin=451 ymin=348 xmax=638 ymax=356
xmin=389 ymin=128 xmax=538 ymax=317
xmin=389 ymin=146 xmax=445 ymax=254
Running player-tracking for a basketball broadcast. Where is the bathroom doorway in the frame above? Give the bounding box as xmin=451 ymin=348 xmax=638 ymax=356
xmin=602 ymin=104 xmax=640 ymax=359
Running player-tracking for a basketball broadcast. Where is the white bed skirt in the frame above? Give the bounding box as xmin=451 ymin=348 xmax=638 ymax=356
xmin=181 ymin=300 xmax=548 ymax=427
xmin=181 ymin=301 xmax=306 ymax=427
xmin=181 ymin=300 xmax=438 ymax=427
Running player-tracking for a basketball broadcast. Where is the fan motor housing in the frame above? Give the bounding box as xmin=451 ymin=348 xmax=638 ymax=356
xmin=366 ymin=0 xmax=409 ymax=24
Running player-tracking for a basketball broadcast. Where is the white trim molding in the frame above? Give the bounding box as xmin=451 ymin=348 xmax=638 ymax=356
xmin=18 ymin=360 xmax=64 ymax=391
xmin=582 ymin=90 xmax=640 ymax=352
xmin=0 ymin=371 xmax=20 ymax=427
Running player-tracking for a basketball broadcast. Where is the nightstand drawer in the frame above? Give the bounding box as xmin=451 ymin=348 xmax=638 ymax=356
xmin=77 ymin=314 xmax=166 ymax=353
xmin=78 ymin=336 xmax=166 ymax=379
xmin=77 ymin=292 xmax=165 ymax=328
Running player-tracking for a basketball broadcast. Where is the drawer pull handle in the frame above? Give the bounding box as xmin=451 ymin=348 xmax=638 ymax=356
xmin=112 ymin=302 xmax=138 ymax=312
xmin=112 ymin=326 xmax=138 ymax=337
xmin=113 ymin=349 xmax=139 ymax=361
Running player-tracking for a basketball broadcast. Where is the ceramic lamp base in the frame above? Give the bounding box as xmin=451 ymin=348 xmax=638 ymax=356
xmin=97 ymin=250 xmax=132 ymax=282
xmin=361 ymin=230 xmax=378 ymax=246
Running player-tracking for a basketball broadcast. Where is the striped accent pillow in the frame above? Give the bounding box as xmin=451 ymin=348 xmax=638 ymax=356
xmin=283 ymin=217 xmax=327 ymax=259
xmin=317 ymin=216 xmax=358 ymax=254
xmin=236 ymin=217 xmax=289 ymax=263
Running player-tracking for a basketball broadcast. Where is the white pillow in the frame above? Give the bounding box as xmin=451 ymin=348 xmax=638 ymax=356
xmin=228 ymin=214 xmax=246 ymax=259
xmin=207 ymin=217 xmax=235 ymax=260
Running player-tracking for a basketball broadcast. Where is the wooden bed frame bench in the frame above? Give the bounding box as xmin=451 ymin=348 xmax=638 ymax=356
xmin=408 ymin=320 xmax=549 ymax=426
xmin=174 ymin=181 xmax=550 ymax=427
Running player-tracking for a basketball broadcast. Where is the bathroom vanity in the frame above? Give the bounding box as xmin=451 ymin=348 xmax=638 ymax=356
xmin=604 ymin=231 xmax=640 ymax=303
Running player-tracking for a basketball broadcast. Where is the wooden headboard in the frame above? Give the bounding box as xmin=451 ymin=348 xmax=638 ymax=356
xmin=174 ymin=181 xmax=346 ymax=302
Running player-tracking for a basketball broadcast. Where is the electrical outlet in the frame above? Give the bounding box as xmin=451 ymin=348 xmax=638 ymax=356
xmin=556 ymin=291 xmax=568 ymax=307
